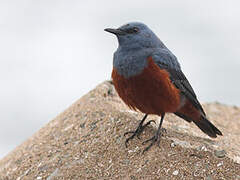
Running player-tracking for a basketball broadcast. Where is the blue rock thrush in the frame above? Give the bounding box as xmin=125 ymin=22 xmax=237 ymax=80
xmin=104 ymin=22 xmax=222 ymax=153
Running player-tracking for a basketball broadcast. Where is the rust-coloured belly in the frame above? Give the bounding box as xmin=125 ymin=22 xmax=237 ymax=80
xmin=112 ymin=58 xmax=181 ymax=115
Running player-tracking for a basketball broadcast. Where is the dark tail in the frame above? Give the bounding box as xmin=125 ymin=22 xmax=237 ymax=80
xmin=174 ymin=99 xmax=222 ymax=138
xmin=174 ymin=113 xmax=223 ymax=138
xmin=194 ymin=115 xmax=222 ymax=138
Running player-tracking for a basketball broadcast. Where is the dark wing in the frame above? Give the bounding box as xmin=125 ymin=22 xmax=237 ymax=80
xmin=168 ymin=68 xmax=206 ymax=115
xmin=151 ymin=49 xmax=206 ymax=115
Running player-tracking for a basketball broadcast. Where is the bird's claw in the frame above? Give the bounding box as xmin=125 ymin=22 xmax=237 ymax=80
xmin=142 ymin=130 xmax=162 ymax=154
xmin=123 ymin=131 xmax=135 ymax=137
xmin=124 ymin=120 xmax=155 ymax=147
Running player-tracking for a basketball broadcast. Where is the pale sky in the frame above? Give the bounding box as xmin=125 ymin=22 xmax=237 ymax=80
xmin=0 ymin=0 xmax=239 ymax=158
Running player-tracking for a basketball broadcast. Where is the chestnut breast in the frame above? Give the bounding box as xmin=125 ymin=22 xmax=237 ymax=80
xmin=112 ymin=57 xmax=181 ymax=115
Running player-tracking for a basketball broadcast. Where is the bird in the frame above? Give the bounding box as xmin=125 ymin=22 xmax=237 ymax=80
xmin=104 ymin=22 xmax=222 ymax=153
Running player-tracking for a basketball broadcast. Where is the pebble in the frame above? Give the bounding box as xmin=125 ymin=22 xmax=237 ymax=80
xmin=205 ymin=175 xmax=213 ymax=180
xmin=46 ymin=168 xmax=59 ymax=180
xmin=130 ymin=175 xmax=137 ymax=180
xmin=170 ymin=142 xmax=176 ymax=147
xmin=217 ymin=161 xmax=223 ymax=167
xmin=214 ymin=150 xmax=226 ymax=158
xmin=122 ymin=159 xmax=130 ymax=165
xmin=172 ymin=170 xmax=179 ymax=176
xmin=171 ymin=139 xmax=191 ymax=148
xmin=197 ymin=145 xmax=207 ymax=151
xmin=136 ymin=168 xmax=141 ymax=172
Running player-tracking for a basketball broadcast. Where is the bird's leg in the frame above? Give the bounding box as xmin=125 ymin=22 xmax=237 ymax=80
xmin=142 ymin=113 xmax=165 ymax=153
xmin=124 ymin=114 xmax=155 ymax=147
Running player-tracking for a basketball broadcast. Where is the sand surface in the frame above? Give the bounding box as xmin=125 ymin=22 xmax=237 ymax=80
xmin=0 ymin=81 xmax=239 ymax=179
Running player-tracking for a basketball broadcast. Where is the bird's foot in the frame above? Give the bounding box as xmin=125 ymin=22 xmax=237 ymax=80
xmin=124 ymin=120 xmax=155 ymax=147
xmin=142 ymin=128 xmax=164 ymax=153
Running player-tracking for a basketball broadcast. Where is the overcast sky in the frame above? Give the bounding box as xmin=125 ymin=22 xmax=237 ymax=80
xmin=0 ymin=0 xmax=239 ymax=158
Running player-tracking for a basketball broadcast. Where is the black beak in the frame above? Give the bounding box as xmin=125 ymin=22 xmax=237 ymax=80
xmin=104 ymin=28 xmax=126 ymax=35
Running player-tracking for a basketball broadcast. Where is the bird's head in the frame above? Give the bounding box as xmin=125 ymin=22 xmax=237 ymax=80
xmin=105 ymin=22 xmax=162 ymax=50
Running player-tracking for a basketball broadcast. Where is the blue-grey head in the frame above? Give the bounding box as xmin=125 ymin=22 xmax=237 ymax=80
xmin=104 ymin=22 xmax=166 ymax=50
xmin=104 ymin=22 xmax=173 ymax=78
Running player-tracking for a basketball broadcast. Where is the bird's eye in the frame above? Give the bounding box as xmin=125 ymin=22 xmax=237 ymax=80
xmin=132 ymin=27 xmax=139 ymax=33
xmin=126 ymin=27 xmax=139 ymax=34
